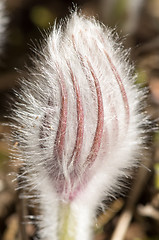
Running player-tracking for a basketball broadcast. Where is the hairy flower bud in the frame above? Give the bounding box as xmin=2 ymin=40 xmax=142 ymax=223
xmin=10 ymin=11 xmax=145 ymax=240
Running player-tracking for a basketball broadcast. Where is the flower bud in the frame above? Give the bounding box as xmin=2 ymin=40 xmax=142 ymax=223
xmin=10 ymin=11 xmax=145 ymax=240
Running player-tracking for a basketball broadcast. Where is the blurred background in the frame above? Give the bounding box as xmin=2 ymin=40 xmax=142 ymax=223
xmin=0 ymin=0 xmax=159 ymax=239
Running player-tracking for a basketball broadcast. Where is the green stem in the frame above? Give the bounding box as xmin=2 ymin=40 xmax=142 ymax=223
xmin=58 ymin=202 xmax=76 ymax=240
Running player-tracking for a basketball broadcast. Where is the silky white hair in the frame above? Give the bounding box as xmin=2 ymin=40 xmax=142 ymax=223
xmin=10 ymin=10 xmax=146 ymax=240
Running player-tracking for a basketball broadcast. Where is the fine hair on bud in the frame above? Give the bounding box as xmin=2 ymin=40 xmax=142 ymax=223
xmin=9 ymin=10 xmax=147 ymax=240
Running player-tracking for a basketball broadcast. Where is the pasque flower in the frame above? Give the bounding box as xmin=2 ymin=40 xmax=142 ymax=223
xmin=10 ymin=11 xmax=145 ymax=240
